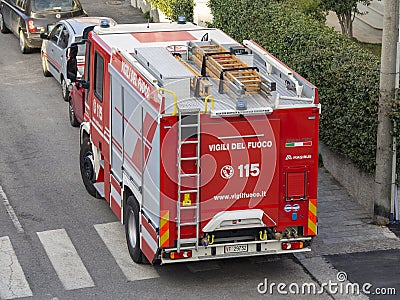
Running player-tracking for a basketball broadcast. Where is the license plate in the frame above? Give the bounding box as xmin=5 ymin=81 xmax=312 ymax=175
xmin=224 ymin=245 xmax=248 ymax=253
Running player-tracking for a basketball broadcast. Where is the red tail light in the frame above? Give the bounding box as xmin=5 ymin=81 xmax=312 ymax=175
xmin=281 ymin=241 xmax=304 ymax=250
xmin=27 ymin=20 xmax=36 ymax=33
xmin=169 ymin=250 xmax=192 ymax=260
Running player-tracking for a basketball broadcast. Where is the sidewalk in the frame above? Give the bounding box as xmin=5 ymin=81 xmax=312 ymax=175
xmin=295 ymin=168 xmax=400 ymax=299
xmin=326 ymin=11 xmax=382 ymax=44
xmin=79 ymin=0 xmax=147 ymax=24
xmin=311 ymin=168 xmax=400 ymax=256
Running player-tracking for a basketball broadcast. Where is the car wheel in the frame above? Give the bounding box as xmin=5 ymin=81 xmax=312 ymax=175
xmin=69 ymin=99 xmax=80 ymax=127
xmin=79 ymin=136 xmax=99 ymax=198
xmin=0 ymin=12 xmax=11 ymax=34
xmin=19 ymin=30 xmax=31 ymax=54
xmin=61 ymin=78 xmax=69 ymax=101
xmin=41 ymin=53 xmax=52 ymax=77
xmin=125 ymin=196 xmax=148 ymax=264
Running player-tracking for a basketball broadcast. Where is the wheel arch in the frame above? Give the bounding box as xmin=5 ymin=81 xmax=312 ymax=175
xmin=80 ymin=122 xmax=90 ymax=145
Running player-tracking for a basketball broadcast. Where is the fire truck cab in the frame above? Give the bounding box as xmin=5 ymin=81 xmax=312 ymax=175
xmin=68 ymin=20 xmax=319 ymax=265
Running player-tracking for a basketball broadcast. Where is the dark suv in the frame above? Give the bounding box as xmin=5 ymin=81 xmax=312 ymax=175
xmin=0 ymin=0 xmax=87 ymax=53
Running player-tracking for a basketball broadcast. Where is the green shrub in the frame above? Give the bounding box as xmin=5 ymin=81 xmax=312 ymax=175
xmin=209 ymin=0 xmax=381 ymax=174
xmin=149 ymin=0 xmax=194 ymax=22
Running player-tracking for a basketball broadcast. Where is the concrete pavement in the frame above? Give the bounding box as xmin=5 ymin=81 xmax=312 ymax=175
xmin=295 ymin=169 xmax=400 ymax=299
xmin=326 ymin=8 xmax=382 ymax=44
xmin=79 ymin=0 xmax=146 ymax=24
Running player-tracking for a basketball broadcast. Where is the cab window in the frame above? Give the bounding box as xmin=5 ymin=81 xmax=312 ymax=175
xmin=49 ymin=24 xmax=63 ymax=43
xmin=94 ymin=52 xmax=104 ymax=102
xmin=58 ymin=28 xmax=69 ymax=49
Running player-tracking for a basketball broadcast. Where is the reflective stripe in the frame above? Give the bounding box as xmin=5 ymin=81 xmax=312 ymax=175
xmin=159 ymin=210 xmax=170 ymax=247
xmin=308 ymin=199 xmax=317 ymax=235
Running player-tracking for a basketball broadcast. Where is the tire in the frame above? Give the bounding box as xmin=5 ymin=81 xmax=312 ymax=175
xmin=79 ymin=136 xmax=98 ymax=197
xmin=41 ymin=53 xmax=52 ymax=77
xmin=69 ymin=99 xmax=79 ymax=127
xmin=125 ymin=196 xmax=147 ymax=264
xmin=61 ymin=77 xmax=69 ymax=101
xmin=19 ymin=30 xmax=31 ymax=54
xmin=0 ymin=12 xmax=10 ymax=33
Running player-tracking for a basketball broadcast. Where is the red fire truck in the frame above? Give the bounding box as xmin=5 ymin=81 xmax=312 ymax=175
xmin=67 ymin=20 xmax=320 ymax=264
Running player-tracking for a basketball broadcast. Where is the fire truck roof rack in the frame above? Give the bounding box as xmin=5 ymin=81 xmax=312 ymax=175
xmin=189 ymin=40 xmax=262 ymax=96
xmin=102 ymin=25 xmax=317 ymax=116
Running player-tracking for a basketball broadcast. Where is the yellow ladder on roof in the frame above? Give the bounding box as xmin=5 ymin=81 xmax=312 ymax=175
xmin=191 ymin=43 xmax=261 ymax=94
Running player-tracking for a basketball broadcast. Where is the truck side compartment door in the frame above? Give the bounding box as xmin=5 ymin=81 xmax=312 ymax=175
xmin=110 ymin=71 xmax=123 ymax=181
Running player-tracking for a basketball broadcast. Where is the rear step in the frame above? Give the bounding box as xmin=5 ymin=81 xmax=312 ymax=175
xmin=93 ymin=182 xmax=105 ymax=198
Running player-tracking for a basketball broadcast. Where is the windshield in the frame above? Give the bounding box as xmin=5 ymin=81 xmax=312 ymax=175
xmin=33 ymin=0 xmax=81 ymax=12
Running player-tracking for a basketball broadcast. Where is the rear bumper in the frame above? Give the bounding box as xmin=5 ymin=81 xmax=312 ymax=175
xmin=26 ymin=33 xmax=42 ymax=48
xmin=160 ymin=237 xmax=312 ymax=264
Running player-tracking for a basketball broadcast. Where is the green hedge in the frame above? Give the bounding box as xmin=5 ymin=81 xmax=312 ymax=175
xmin=149 ymin=0 xmax=194 ymax=22
xmin=209 ymin=0 xmax=381 ymax=174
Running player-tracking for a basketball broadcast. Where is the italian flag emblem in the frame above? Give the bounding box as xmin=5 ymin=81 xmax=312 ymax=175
xmin=286 ymin=141 xmax=312 ymax=147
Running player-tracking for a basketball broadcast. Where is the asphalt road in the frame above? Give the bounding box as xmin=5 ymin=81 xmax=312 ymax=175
xmin=326 ymin=250 xmax=400 ymax=300
xmin=0 ymin=2 xmax=328 ymax=300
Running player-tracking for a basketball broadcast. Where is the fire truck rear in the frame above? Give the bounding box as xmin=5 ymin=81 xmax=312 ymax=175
xmin=68 ymin=20 xmax=320 ymax=264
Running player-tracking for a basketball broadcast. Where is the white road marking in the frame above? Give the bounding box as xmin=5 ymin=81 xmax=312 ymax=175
xmin=0 ymin=186 xmax=24 ymax=233
xmin=0 ymin=236 xmax=32 ymax=299
xmin=37 ymin=229 xmax=95 ymax=290
xmin=94 ymin=222 xmax=159 ymax=281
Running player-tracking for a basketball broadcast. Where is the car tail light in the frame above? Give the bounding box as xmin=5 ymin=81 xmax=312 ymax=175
xmin=27 ymin=20 xmax=36 ymax=33
xmin=281 ymin=241 xmax=304 ymax=250
xmin=169 ymin=250 xmax=192 ymax=260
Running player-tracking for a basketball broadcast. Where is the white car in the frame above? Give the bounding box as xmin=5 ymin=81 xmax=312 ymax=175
xmin=40 ymin=17 xmax=116 ymax=101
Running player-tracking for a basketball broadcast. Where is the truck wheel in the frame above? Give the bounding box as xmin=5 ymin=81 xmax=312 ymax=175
xmin=80 ymin=136 xmax=98 ymax=197
xmin=69 ymin=99 xmax=79 ymax=127
xmin=125 ymin=196 xmax=147 ymax=264
xmin=41 ymin=53 xmax=52 ymax=77
xmin=61 ymin=78 xmax=70 ymax=101
xmin=0 ymin=12 xmax=10 ymax=33
xmin=19 ymin=30 xmax=31 ymax=54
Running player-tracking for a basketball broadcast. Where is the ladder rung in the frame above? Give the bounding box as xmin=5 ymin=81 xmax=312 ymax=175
xmin=180 ymin=222 xmax=197 ymax=226
xmin=180 ymin=124 xmax=199 ymax=128
xmin=180 ymin=205 xmax=198 ymax=210
xmin=180 ymin=189 xmax=198 ymax=193
xmin=180 ymin=156 xmax=199 ymax=161
xmin=180 ymin=173 xmax=199 ymax=177
xmin=181 ymin=140 xmax=199 ymax=145
xmin=179 ymin=238 xmax=198 ymax=244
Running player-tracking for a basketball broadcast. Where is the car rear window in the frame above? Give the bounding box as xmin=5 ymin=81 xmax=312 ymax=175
xmin=32 ymin=0 xmax=81 ymax=12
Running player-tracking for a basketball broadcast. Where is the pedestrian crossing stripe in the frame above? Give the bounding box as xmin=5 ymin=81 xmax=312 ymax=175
xmin=94 ymin=222 xmax=159 ymax=281
xmin=0 ymin=236 xmax=32 ymax=299
xmin=37 ymin=229 xmax=95 ymax=290
xmin=308 ymin=198 xmax=317 ymax=236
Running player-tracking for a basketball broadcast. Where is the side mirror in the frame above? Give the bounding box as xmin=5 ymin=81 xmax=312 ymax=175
xmin=66 ymin=44 xmax=78 ymax=82
xmin=79 ymin=80 xmax=90 ymax=89
xmin=40 ymin=32 xmax=49 ymax=40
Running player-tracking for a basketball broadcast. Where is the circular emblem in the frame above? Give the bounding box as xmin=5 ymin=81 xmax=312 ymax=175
xmin=292 ymin=204 xmax=300 ymax=211
xmin=56 ymin=14 xmax=61 ymax=19
xmin=220 ymin=165 xmax=234 ymax=179
xmin=284 ymin=204 xmax=292 ymax=213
